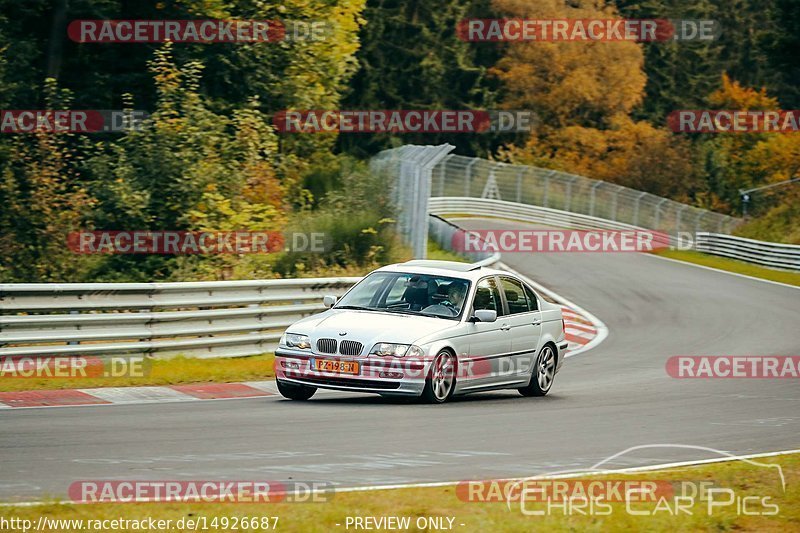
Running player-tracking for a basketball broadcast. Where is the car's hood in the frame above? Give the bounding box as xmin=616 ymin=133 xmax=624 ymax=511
xmin=287 ymin=309 xmax=457 ymax=347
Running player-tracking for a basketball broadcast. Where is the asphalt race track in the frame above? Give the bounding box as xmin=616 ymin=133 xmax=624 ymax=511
xmin=2 ymin=218 xmax=799 ymax=502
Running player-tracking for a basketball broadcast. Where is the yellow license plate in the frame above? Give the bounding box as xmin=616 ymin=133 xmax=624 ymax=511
xmin=313 ymin=359 xmax=360 ymax=375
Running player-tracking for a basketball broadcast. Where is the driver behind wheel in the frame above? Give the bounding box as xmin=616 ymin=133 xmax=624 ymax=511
xmin=423 ymin=282 xmax=467 ymax=317
xmin=446 ymin=282 xmax=466 ymax=309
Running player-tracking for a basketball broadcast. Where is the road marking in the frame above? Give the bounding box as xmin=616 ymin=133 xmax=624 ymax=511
xmin=0 ymin=389 xmax=111 ymax=408
xmin=4 ymin=448 xmax=796 ymax=506
xmin=78 ymin=386 xmax=195 ymax=404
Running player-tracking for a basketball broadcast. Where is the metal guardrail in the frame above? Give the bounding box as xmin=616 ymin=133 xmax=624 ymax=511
xmin=695 ymin=233 xmax=800 ymax=271
xmin=430 ymin=197 xmax=800 ymax=272
xmin=0 ymin=278 xmax=360 ymax=358
xmin=428 ymin=214 xmax=501 ymax=266
xmin=429 ymin=197 xmax=675 ymax=245
xmin=0 ymin=215 xmax=503 ymax=359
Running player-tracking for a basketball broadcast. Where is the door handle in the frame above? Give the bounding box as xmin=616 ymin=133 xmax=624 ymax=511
xmin=532 ymin=321 xmax=541 ymax=326
xmin=500 ymin=324 xmax=511 ymax=331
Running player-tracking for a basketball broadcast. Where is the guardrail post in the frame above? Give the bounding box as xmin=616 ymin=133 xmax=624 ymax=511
xmin=564 ymin=176 xmax=577 ymax=211
xmin=610 ymin=187 xmax=619 ymax=221
xmin=589 ymin=181 xmax=602 ymax=217
xmin=542 ymin=171 xmax=553 ymax=207
xmin=67 ymin=309 xmax=80 ymax=345
xmin=675 ymin=204 xmax=689 ymax=237
xmin=464 ymin=159 xmax=477 ymax=197
xmin=436 ymin=154 xmax=452 ymax=197
xmin=653 ymin=198 xmax=668 ymax=229
xmin=694 ymin=211 xmax=706 ymax=235
xmin=516 ymin=168 xmax=524 ymax=203
xmin=632 ymin=192 xmax=647 ymax=227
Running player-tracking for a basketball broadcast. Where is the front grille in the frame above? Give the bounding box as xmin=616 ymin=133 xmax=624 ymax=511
xmin=339 ymin=340 xmax=363 ymax=356
xmin=316 ymin=338 xmax=337 ymax=354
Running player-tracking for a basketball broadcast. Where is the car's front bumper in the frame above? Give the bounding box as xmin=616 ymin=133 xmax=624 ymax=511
xmin=275 ymin=349 xmax=431 ymax=396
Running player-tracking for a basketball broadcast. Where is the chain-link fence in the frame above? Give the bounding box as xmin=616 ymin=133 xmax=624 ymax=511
xmin=430 ymin=154 xmax=741 ymax=236
xmin=370 ymin=144 xmax=455 ymax=258
xmin=372 ymin=146 xmax=741 ymax=255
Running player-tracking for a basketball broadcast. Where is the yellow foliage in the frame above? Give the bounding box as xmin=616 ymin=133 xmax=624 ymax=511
xmin=490 ymin=0 xmax=646 ymax=127
xmin=709 ymin=74 xmax=779 ymax=110
xmin=506 ymin=115 xmax=696 ymax=199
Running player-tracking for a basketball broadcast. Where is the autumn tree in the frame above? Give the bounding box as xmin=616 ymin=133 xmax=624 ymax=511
xmin=492 ymin=0 xmax=700 ymax=199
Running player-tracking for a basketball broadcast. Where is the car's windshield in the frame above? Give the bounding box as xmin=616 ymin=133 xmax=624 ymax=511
xmin=335 ymin=272 xmax=471 ymax=319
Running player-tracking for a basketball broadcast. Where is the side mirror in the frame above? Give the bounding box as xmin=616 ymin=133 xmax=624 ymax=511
xmin=323 ymin=295 xmax=338 ymax=308
xmin=472 ymin=309 xmax=497 ymax=323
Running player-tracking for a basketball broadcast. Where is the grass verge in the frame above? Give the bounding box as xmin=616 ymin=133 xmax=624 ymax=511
xmin=426 ymin=240 xmax=471 ymax=263
xmin=0 ymin=354 xmax=275 ymax=393
xmin=653 ymin=249 xmax=800 ymax=287
xmin=2 ymin=453 xmax=797 ymax=532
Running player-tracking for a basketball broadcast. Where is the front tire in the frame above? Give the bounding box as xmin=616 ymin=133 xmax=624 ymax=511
xmin=420 ymin=350 xmax=456 ymax=404
xmin=277 ymin=379 xmax=317 ymax=401
xmin=518 ymin=345 xmax=556 ymax=397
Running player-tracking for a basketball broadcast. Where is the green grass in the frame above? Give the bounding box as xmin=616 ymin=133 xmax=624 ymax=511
xmin=0 ymin=354 xmax=275 ymax=393
xmin=654 ymin=248 xmax=800 ymax=287
xmin=426 ymin=239 xmax=471 ymax=263
xmin=4 ymin=453 xmax=798 ymax=532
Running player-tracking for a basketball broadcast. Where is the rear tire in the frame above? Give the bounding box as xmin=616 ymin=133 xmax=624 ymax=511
xmin=277 ymin=379 xmax=317 ymax=401
xmin=420 ymin=350 xmax=456 ymax=404
xmin=518 ymin=345 xmax=556 ymax=397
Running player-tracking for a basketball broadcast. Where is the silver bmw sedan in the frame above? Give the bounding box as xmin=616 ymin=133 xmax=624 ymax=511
xmin=275 ymin=260 xmax=567 ymax=403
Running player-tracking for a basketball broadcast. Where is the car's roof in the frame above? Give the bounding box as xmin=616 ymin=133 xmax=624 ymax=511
xmin=375 ymin=260 xmax=507 ymax=281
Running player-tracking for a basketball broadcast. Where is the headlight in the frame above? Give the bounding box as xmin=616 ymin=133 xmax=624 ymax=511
xmin=370 ymin=343 xmax=424 ymax=357
xmin=282 ymin=333 xmax=311 ymax=350
xmin=406 ymin=345 xmax=425 ymax=358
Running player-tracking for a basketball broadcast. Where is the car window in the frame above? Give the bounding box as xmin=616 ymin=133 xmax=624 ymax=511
xmin=345 ymin=273 xmax=391 ymax=307
xmin=500 ymin=277 xmax=530 ymax=315
xmin=472 ymin=278 xmax=504 ymax=316
xmin=524 ymin=285 xmax=539 ymax=311
xmin=334 ymin=271 xmax=470 ymax=320
xmin=385 ymin=274 xmax=411 ymax=305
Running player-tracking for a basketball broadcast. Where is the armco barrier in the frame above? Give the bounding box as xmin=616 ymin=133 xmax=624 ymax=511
xmin=428 ymin=214 xmax=500 ymax=266
xmin=695 ymin=232 xmax=800 ymax=271
xmin=429 ymin=196 xmax=800 ymax=271
xmin=429 ymin=196 xmax=675 ymax=247
xmin=0 ymin=278 xmax=360 ymax=359
xmin=0 ymin=216 xmax=502 ymax=360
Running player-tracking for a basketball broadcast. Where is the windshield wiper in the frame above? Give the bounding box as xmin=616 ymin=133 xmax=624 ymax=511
xmin=419 ymin=312 xmax=454 ymax=319
xmin=334 ymin=305 xmax=374 ymax=311
xmin=385 ymin=308 xmax=425 ymax=316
